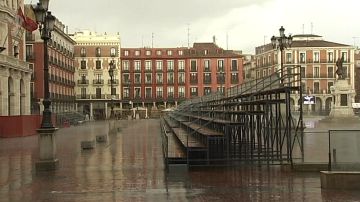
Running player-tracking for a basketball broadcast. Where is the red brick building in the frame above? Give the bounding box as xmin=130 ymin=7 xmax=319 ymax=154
xmin=120 ymin=42 xmax=243 ymax=109
xmin=26 ymin=18 xmax=76 ymax=115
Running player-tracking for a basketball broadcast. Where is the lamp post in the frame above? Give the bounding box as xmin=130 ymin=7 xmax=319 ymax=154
xmin=108 ymin=61 xmax=115 ymax=119
xmin=271 ymin=26 xmax=293 ymax=83
xmin=33 ymin=0 xmax=58 ymax=171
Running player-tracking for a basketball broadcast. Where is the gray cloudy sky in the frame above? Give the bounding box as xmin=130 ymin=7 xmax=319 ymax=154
xmin=25 ymin=0 xmax=360 ymax=53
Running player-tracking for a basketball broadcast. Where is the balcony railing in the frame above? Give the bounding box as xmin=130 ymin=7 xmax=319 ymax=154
xmin=77 ymin=79 xmax=89 ymax=85
xmin=106 ymin=94 xmax=120 ymax=99
xmin=91 ymin=94 xmax=106 ymax=99
xmin=93 ymin=79 xmax=104 ymax=85
xmin=107 ymin=79 xmax=119 ymax=85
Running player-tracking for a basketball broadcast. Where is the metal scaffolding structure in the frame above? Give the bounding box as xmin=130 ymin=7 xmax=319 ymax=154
xmin=161 ymin=65 xmax=304 ymax=167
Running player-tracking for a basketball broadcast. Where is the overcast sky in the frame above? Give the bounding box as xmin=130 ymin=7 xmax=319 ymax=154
xmin=25 ymin=0 xmax=360 ymax=53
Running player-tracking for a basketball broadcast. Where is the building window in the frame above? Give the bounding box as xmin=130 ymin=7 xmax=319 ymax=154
xmin=123 ymin=60 xmax=129 ymax=71
xmin=96 ymin=47 xmax=101 ymax=57
xmin=167 ymin=86 xmax=174 ymax=98
xmin=190 ymin=60 xmax=197 ymax=71
xmin=167 ymin=72 xmax=174 ymax=84
xmin=134 ymin=87 xmax=141 ymax=98
xmin=145 ymin=73 xmax=152 ymax=84
xmin=80 ymin=88 xmax=86 ymax=98
xmin=80 ymin=47 xmax=86 ymax=57
xmin=342 ymin=52 xmax=348 ymax=62
xmin=145 ymin=87 xmax=152 ymax=98
xmin=231 ymin=73 xmax=239 ymax=84
xmin=299 ymin=52 xmax=306 ymax=63
xmin=217 ymin=60 xmax=224 ymax=71
xmin=124 ymin=50 xmax=129 ymax=56
xmin=156 ymin=50 xmax=162 ymax=55
xmin=156 ymin=73 xmax=163 ymax=84
xmin=190 ymin=87 xmax=198 ymax=97
xmin=110 ymin=48 xmax=116 ymax=57
xmin=145 ymin=50 xmax=151 ymax=56
xmin=135 ymin=50 xmax=140 ymax=56
xmin=178 ymin=72 xmax=185 ymax=84
xmin=301 ymin=66 xmax=306 ymax=78
xmin=231 ymin=59 xmax=238 ymax=71
xmin=204 ymin=60 xmax=210 ymax=72
xmin=314 ymin=52 xmax=320 ymax=63
xmin=314 ymin=82 xmax=320 ymax=94
xmin=167 ymin=50 xmax=172 ymax=56
xmin=167 ymin=60 xmax=174 ymax=71
xmin=134 ymin=61 xmax=141 ymax=71
xmin=134 ymin=74 xmax=141 ymax=84
xmin=286 ymin=53 xmax=292 ymax=63
xmin=156 ymin=87 xmax=163 ymax=98
xmin=96 ymin=60 xmax=101 ymax=69
xmin=327 ymin=51 xmax=334 ymax=62
xmin=178 ymin=60 xmax=185 ymax=71
xmin=328 ymin=82 xmax=333 ymax=93
xmin=203 ymin=73 xmax=211 ymax=84
xmin=145 ymin=60 xmax=152 ymax=71
xmin=95 ymin=88 xmax=102 ymax=99
xmin=314 ymin=66 xmax=320 ymax=78
xmin=328 ymin=66 xmax=334 ymax=78
xmin=156 ymin=60 xmax=163 ymax=71
xmin=190 ymin=73 xmax=197 ymax=84
xmin=123 ymin=74 xmax=130 ymax=83
xmin=204 ymin=87 xmax=211 ymax=95
xmin=80 ymin=60 xmax=86 ymax=69
xmin=123 ymin=87 xmax=129 ymax=98
xmin=178 ymin=87 xmax=185 ymax=98
xmin=178 ymin=50 xmax=183 ymax=55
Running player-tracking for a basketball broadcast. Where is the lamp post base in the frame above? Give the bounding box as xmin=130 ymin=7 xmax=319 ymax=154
xmin=36 ymin=127 xmax=59 ymax=172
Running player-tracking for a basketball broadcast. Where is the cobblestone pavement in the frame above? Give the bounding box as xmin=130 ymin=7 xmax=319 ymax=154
xmin=1 ymin=119 xmax=360 ymax=201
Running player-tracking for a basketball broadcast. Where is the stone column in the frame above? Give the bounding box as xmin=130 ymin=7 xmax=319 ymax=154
xmin=164 ymin=101 xmax=167 ymax=109
xmin=175 ymin=101 xmax=178 ymax=108
xmin=90 ymin=102 xmax=94 ymax=120
xmin=36 ymin=128 xmax=59 ymax=171
xmin=142 ymin=102 xmax=145 ymax=108
xmin=105 ymin=102 xmax=108 ymax=119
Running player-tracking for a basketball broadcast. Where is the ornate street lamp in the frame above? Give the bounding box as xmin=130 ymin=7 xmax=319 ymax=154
xmin=271 ymin=26 xmax=293 ymax=83
xmin=108 ymin=61 xmax=115 ymax=118
xmin=34 ymin=0 xmax=56 ymax=128
xmin=33 ymin=0 xmax=58 ymax=171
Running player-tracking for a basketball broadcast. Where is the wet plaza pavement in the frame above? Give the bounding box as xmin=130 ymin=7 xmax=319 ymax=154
xmin=1 ymin=119 xmax=360 ymax=201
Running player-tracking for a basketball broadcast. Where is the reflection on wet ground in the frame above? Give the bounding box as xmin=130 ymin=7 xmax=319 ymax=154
xmin=1 ymin=118 xmax=360 ymax=201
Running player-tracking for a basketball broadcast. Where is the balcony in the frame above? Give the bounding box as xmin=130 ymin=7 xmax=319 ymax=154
xmin=26 ymin=53 xmax=35 ymax=61
xmin=91 ymin=94 xmax=106 ymax=99
xmin=93 ymin=79 xmax=104 ymax=85
xmin=77 ymin=79 xmax=89 ymax=85
xmin=190 ymin=67 xmax=197 ymax=72
xmin=190 ymin=80 xmax=198 ymax=85
xmin=178 ymin=68 xmax=185 ymax=72
xmin=107 ymin=79 xmax=119 ymax=85
xmin=122 ymin=80 xmax=131 ymax=85
xmin=25 ymin=33 xmax=35 ymax=41
xmin=203 ymin=79 xmax=211 ymax=84
xmin=76 ymin=95 xmax=90 ymax=99
xmin=145 ymin=68 xmax=152 ymax=73
xmin=106 ymin=94 xmax=120 ymax=99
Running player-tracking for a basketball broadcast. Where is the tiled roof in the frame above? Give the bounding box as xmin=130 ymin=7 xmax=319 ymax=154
xmin=291 ymin=40 xmax=350 ymax=47
xmin=293 ymin=34 xmax=322 ymax=38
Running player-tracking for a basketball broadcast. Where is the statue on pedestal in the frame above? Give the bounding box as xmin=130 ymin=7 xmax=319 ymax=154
xmin=335 ymin=57 xmax=345 ymax=79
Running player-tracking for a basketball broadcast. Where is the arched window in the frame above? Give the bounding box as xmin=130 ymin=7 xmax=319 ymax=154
xmin=80 ymin=47 xmax=86 ymax=57
xmin=96 ymin=47 xmax=101 ymax=57
xmin=110 ymin=47 xmax=116 ymax=57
